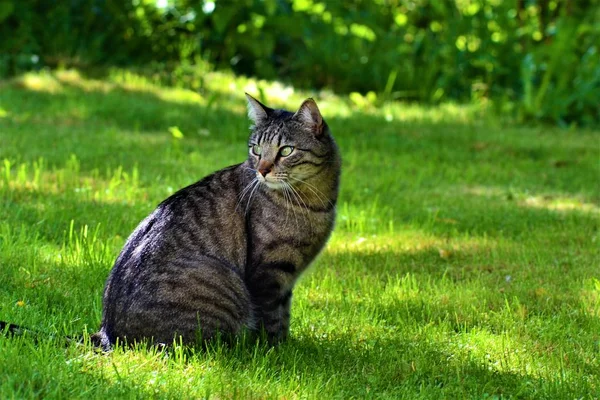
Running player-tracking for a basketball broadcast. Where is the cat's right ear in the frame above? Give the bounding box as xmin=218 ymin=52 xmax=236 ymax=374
xmin=293 ymin=98 xmax=324 ymax=137
xmin=245 ymin=93 xmax=272 ymax=126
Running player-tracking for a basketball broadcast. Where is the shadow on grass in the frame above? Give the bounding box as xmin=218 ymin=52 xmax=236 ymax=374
xmin=267 ymin=334 xmax=588 ymax=397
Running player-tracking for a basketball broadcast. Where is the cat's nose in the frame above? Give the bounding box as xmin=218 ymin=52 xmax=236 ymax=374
xmin=258 ymin=161 xmax=273 ymax=177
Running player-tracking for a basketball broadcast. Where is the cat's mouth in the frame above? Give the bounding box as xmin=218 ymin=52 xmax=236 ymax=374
xmin=256 ymin=173 xmax=287 ymax=190
xmin=264 ymin=181 xmax=286 ymax=190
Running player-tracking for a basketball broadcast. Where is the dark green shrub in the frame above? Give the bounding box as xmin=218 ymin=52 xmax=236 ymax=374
xmin=0 ymin=0 xmax=598 ymax=126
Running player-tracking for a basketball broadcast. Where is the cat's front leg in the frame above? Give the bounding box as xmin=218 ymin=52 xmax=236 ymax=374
xmin=248 ymin=267 xmax=294 ymax=343
xmin=267 ymin=289 xmax=292 ymax=343
xmin=256 ymin=291 xmax=293 ymax=343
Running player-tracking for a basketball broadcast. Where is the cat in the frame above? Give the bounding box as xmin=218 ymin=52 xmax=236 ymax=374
xmin=89 ymin=94 xmax=341 ymax=349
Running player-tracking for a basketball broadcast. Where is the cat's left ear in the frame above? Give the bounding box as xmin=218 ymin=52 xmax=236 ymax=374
xmin=245 ymin=93 xmax=273 ymax=126
xmin=294 ymin=98 xmax=324 ymax=137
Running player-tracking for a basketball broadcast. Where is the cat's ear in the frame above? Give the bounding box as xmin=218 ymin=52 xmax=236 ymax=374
xmin=294 ymin=98 xmax=324 ymax=136
xmin=245 ymin=93 xmax=273 ymax=126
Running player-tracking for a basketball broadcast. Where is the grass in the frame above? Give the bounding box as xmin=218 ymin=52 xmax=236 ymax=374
xmin=0 ymin=69 xmax=599 ymax=399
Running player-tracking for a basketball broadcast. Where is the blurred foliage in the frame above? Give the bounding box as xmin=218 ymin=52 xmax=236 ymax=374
xmin=0 ymin=0 xmax=598 ymax=126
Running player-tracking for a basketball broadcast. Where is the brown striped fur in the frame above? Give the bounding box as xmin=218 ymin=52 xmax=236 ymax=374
xmin=92 ymin=95 xmax=341 ymax=349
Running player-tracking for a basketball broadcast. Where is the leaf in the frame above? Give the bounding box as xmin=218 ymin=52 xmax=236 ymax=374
xmin=168 ymin=126 xmax=184 ymax=139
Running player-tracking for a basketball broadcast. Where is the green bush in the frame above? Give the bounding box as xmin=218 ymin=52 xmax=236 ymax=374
xmin=0 ymin=0 xmax=598 ymax=126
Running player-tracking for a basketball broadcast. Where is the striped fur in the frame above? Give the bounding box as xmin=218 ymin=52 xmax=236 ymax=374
xmin=92 ymin=95 xmax=341 ymax=349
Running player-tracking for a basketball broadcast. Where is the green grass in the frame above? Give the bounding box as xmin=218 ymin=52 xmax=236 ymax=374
xmin=0 ymin=69 xmax=599 ymax=399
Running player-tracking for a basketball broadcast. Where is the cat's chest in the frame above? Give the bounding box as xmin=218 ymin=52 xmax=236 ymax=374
xmin=251 ymin=191 xmax=333 ymax=237
xmin=248 ymin=191 xmax=335 ymax=268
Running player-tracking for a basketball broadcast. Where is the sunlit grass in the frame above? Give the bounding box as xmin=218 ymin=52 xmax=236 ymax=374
xmin=0 ymin=70 xmax=598 ymax=399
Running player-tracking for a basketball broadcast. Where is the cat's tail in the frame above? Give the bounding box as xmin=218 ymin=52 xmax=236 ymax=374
xmin=90 ymin=329 xmax=112 ymax=351
xmin=0 ymin=320 xmax=30 ymax=336
xmin=0 ymin=320 xmax=105 ymax=349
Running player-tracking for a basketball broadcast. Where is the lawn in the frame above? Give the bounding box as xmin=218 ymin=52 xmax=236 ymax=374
xmin=0 ymin=70 xmax=598 ymax=399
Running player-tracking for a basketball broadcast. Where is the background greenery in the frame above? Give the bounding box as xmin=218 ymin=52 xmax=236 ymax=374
xmin=1 ymin=0 xmax=599 ymax=126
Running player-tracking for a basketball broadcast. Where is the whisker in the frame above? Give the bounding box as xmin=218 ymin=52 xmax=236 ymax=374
xmin=281 ymin=184 xmax=295 ymax=229
xmin=289 ymin=182 xmax=317 ymax=232
xmin=287 ymin=176 xmax=332 ymax=208
xmin=244 ymin=180 xmax=261 ymax=216
xmin=281 ymin=185 xmax=289 ymax=226
xmin=236 ymin=176 xmax=259 ymax=211
xmin=283 ymin=182 xmax=301 ymax=230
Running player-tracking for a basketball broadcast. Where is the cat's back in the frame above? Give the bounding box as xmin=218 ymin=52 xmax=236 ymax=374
xmin=115 ymin=163 xmax=248 ymax=274
xmin=104 ymin=165 xmax=246 ymax=308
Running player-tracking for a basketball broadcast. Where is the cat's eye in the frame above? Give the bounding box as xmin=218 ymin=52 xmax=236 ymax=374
xmin=251 ymin=144 xmax=262 ymax=156
xmin=279 ymin=146 xmax=294 ymax=157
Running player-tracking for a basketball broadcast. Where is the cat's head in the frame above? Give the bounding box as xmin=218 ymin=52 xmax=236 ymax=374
xmin=245 ymin=94 xmax=338 ymax=190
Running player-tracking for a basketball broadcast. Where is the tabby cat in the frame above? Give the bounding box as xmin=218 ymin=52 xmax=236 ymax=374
xmin=91 ymin=94 xmax=341 ymax=349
